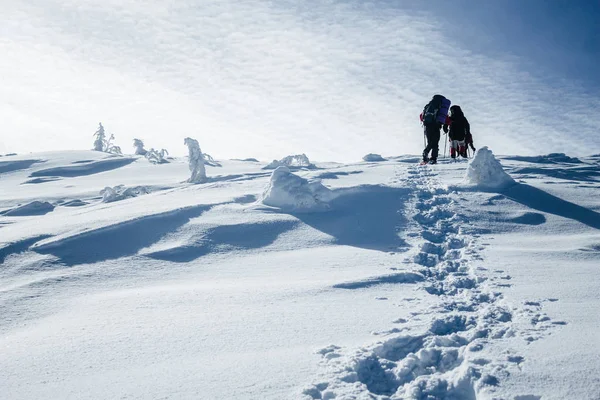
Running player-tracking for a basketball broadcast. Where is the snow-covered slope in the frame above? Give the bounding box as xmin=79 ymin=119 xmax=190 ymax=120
xmin=1 ymin=150 xmax=599 ymax=399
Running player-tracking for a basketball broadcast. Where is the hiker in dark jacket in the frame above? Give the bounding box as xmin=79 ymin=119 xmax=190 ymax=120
xmin=443 ymin=105 xmax=470 ymax=159
xmin=420 ymin=95 xmax=451 ymax=164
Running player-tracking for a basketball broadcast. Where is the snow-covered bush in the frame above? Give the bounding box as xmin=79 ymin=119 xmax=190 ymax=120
xmin=263 ymin=154 xmax=315 ymax=170
xmin=133 ymin=139 xmax=147 ymax=156
xmin=100 ymin=185 xmax=151 ymax=203
xmin=203 ymin=152 xmax=221 ymax=167
xmin=262 ymin=166 xmax=333 ymax=212
xmin=184 ymin=137 xmax=207 ymax=183
xmin=362 ymin=153 xmax=387 ymax=162
xmin=146 ymin=148 xmax=169 ymax=164
xmin=464 ymin=147 xmax=515 ymax=190
xmin=92 ymin=123 xmax=122 ymax=154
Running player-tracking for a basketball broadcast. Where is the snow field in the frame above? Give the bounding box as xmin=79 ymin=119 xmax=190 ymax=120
xmin=1 ymin=150 xmax=599 ymax=399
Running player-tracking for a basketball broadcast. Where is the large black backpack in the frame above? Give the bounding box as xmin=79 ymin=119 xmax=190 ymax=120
xmin=423 ymin=95 xmax=450 ymax=124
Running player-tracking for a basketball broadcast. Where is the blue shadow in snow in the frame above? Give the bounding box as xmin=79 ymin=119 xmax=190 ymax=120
xmin=509 ymin=166 xmax=600 ymax=183
xmin=0 ymin=159 xmax=42 ymax=174
xmin=504 ymin=154 xmax=582 ymax=164
xmin=501 ymin=183 xmax=600 ymax=230
xmin=294 ymin=185 xmax=411 ymax=252
xmin=147 ymin=220 xmax=298 ymax=263
xmin=34 ymin=205 xmax=214 ymax=266
xmin=30 ymin=157 xmax=136 ymax=178
xmin=0 ymin=235 xmax=52 ymax=264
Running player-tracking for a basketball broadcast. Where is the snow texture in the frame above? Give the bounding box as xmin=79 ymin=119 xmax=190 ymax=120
xmin=464 ymin=147 xmax=515 ymax=189
xmin=262 ymin=166 xmax=333 ymax=212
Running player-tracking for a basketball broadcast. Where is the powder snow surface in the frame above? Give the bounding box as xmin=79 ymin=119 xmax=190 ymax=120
xmin=1 ymin=150 xmax=600 ymax=400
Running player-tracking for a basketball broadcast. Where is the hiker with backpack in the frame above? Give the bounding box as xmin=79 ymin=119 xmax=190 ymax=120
xmin=420 ymin=95 xmax=451 ymax=164
xmin=442 ymin=105 xmax=471 ymax=159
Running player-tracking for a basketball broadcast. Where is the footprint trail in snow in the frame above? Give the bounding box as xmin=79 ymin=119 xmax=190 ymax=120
xmin=303 ymin=164 xmax=561 ymax=400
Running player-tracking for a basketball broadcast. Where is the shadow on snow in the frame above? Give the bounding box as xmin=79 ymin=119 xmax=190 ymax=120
xmin=293 ymin=185 xmax=410 ymax=253
xmin=33 ymin=205 xmax=214 ymax=266
xmin=501 ymin=183 xmax=600 ymax=230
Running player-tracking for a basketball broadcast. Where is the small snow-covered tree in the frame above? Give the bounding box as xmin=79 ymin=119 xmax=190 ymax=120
xmin=146 ymin=148 xmax=169 ymax=164
xmin=184 ymin=137 xmax=207 ymax=183
xmin=133 ymin=139 xmax=147 ymax=155
xmin=93 ymin=123 xmax=105 ymax=151
xmin=104 ymin=134 xmax=122 ymax=155
xmin=203 ymin=152 xmax=221 ymax=167
xmin=92 ymin=123 xmax=122 ymax=154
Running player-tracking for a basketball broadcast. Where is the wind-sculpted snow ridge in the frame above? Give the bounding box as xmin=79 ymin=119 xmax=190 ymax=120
xmin=302 ymin=164 xmax=561 ymax=400
xmin=29 ymin=157 xmax=136 ymax=178
xmin=1 ymin=201 xmax=55 ymax=217
xmin=262 ymin=166 xmax=334 ymax=212
xmin=464 ymin=147 xmax=515 ymax=190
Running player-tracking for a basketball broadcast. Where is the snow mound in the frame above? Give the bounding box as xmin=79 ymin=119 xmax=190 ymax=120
xmin=464 ymin=147 xmax=515 ymax=190
xmin=262 ymin=167 xmax=333 ymax=212
xmin=2 ymin=201 xmax=55 ymax=216
xmin=263 ymin=154 xmax=316 ymax=170
xmin=61 ymin=199 xmax=88 ymax=207
xmin=362 ymin=153 xmax=387 ymax=162
xmin=100 ymin=185 xmax=151 ymax=203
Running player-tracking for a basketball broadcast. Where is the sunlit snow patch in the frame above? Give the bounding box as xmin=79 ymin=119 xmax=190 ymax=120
xmin=262 ymin=166 xmax=333 ymax=212
xmin=464 ymin=147 xmax=515 ymax=190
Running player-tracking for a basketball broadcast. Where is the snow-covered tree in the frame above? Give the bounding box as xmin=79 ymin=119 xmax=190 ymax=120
xmin=92 ymin=123 xmax=122 ymax=154
xmin=146 ymin=148 xmax=169 ymax=164
xmin=104 ymin=134 xmax=122 ymax=155
xmin=93 ymin=123 xmax=105 ymax=152
xmin=133 ymin=139 xmax=147 ymax=156
xmin=184 ymin=137 xmax=207 ymax=183
xmin=203 ymin=152 xmax=221 ymax=167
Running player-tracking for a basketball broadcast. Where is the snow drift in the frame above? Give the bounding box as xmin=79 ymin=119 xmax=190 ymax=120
xmin=2 ymin=201 xmax=54 ymax=216
xmin=262 ymin=166 xmax=334 ymax=212
xmin=464 ymin=147 xmax=515 ymax=189
xmin=263 ymin=154 xmax=315 ymax=170
xmin=363 ymin=153 xmax=387 ymax=162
